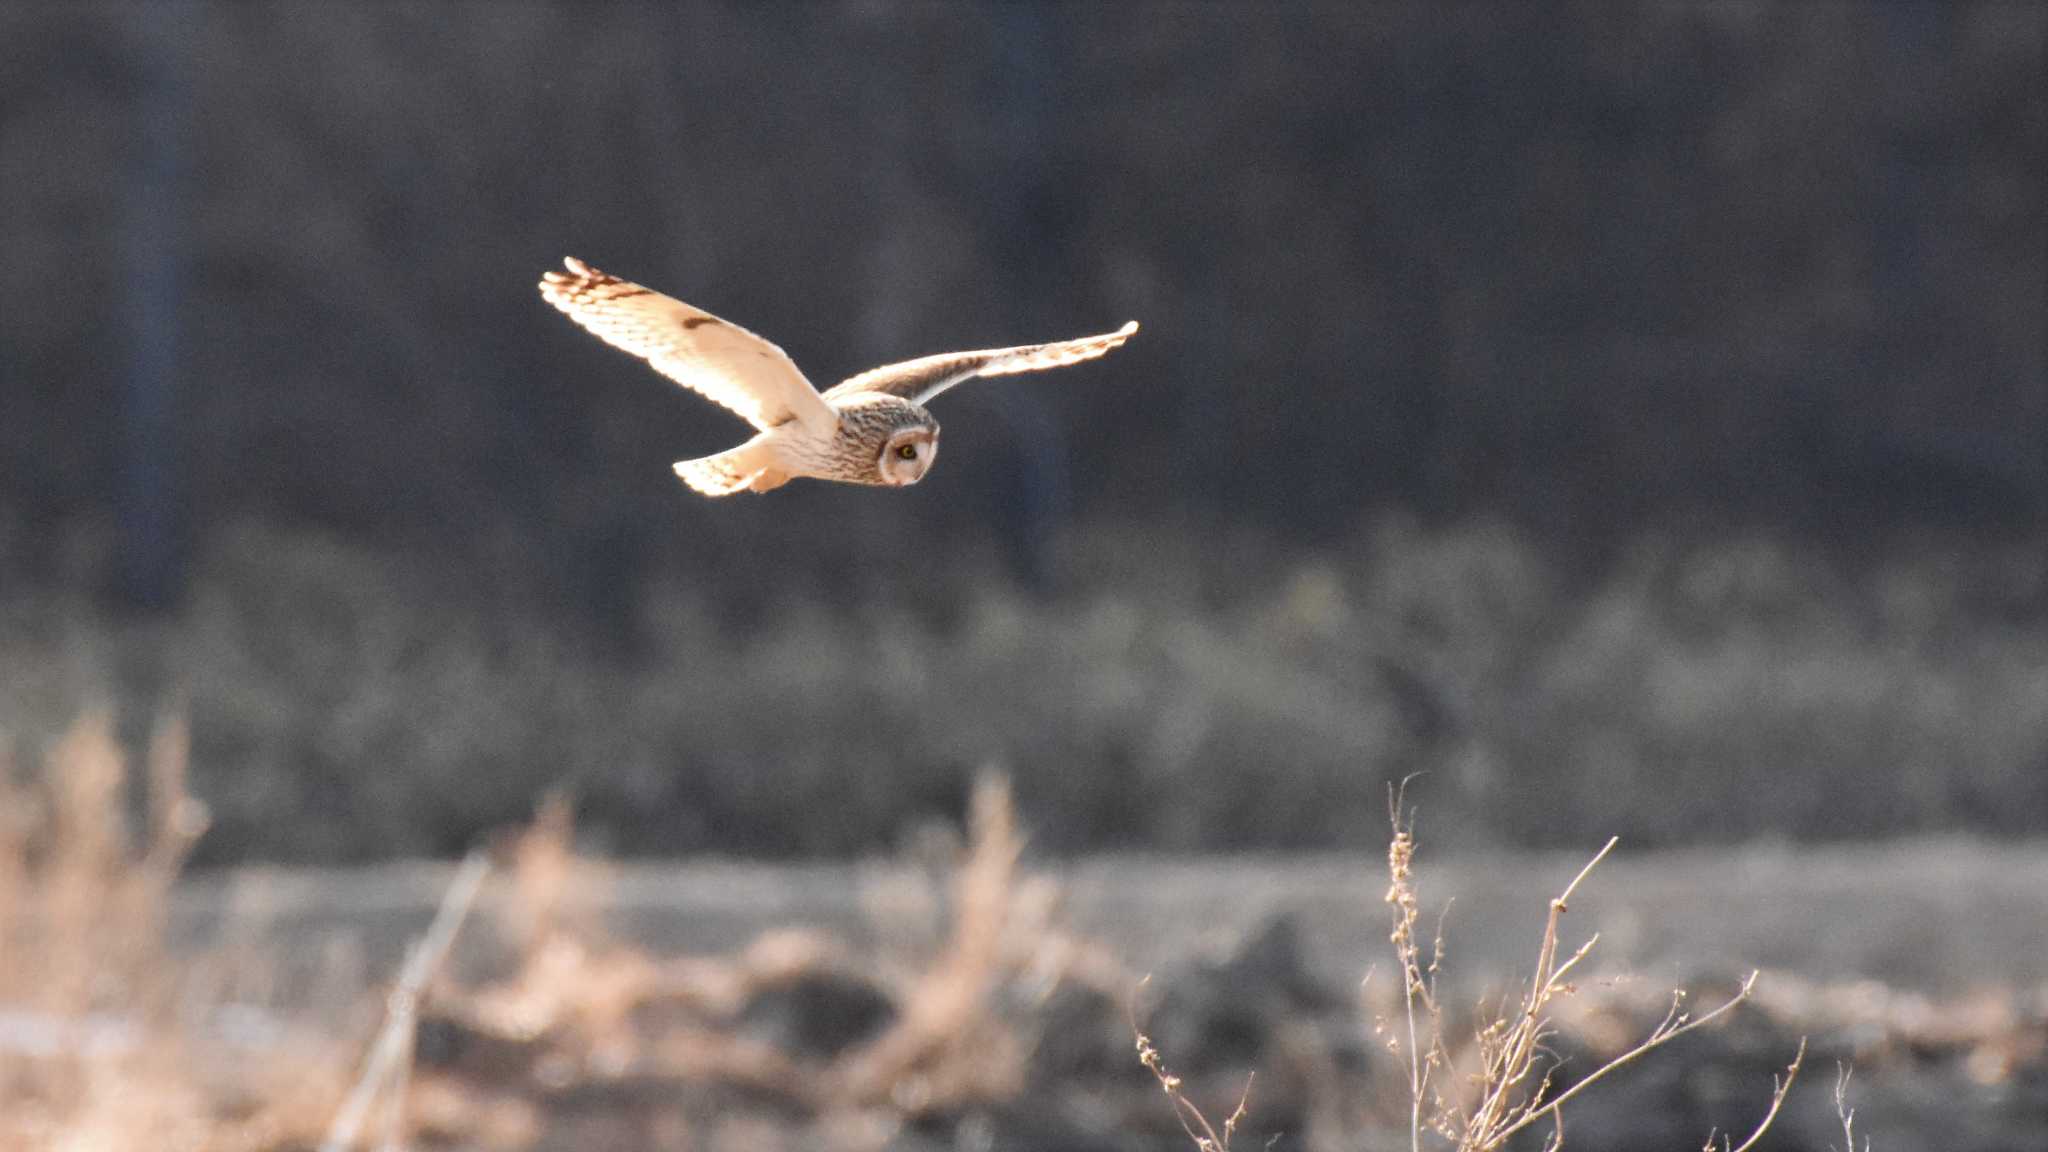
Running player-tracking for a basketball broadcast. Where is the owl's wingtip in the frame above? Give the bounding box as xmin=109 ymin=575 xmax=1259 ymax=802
xmin=538 ymin=256 xmax=589 ymax=294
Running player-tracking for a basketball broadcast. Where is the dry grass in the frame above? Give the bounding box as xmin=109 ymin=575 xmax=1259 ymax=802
xmin=828 ymin=775 xmax=1027 ymax=1108
xmin=389 ymin=771 xmax=1127 ymax=1151
xmin=9 ymin=711 xmax=2016 ymax=1151
xmin=1833 ymin=1064 xmax=1869 ymax=1152
xmin=0 ymin=710 xmax=352 ymax=1152
xmin=1381 ymin=801 xmax=1802 ymax=1152
xmin=1134 ymin=994 xmax=1253 ymax=1152
xmin=1135 ymin=792 xmax=1807 ymax=1152
xmin=0 ymin=716 xmax=1095 ymax=1151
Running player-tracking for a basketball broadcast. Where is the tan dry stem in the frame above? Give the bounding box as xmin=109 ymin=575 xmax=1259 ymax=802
xmin=1133 ymin=994 xmax=1255 ymax=1152
xmin=830 ymin=773 xmax=1023 ymax=1108
xmin=1371 ymin=802 xmax=1800 ymax=1152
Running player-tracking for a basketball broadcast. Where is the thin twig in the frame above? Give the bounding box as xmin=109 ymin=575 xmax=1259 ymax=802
xmin=320 ymin=851 xmax=491 ymax=1152
xmin=1223 ymin=1071 xmax=1255 ymax=1150
xmin=375 ymin=1017 xmax=417 ymax=1152
xmin=1554 ymin=838 xmax=1619 ymax=914
xmin=1383 ymin=807 xmax=1796 ymax=1152
xmin=1832 ymin=1060 xmax=1866 ymax=1152
xmin=1489 ymin=971 xmax=1761 ymax=1145
xmin=1726 ymin=1038 xmax=1805 ymax=1152
xmin=1133 ymin=979 xmax=1253 ymax=1152
xmin=1465 ymin=838 xmax=1616 ymax=1145
xmin=1385 ymin=790 xmax=1431 ymax=1152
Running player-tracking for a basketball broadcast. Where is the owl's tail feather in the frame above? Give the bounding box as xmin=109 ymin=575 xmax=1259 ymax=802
xmin=673 ymin=442 xmax=787 ymax=497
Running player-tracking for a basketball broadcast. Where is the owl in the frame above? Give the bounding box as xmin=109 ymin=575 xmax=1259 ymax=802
xmin=538 ymin=257 xmax=1138 ymax=496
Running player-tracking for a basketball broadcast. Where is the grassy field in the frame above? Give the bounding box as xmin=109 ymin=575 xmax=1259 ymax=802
xmin=4 ymin=716 xmax=2044 ymax=1151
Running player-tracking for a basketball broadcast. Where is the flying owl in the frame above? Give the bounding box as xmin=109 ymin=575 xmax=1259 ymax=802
xmin=538 ymin=257 xmax=1138 ymax=496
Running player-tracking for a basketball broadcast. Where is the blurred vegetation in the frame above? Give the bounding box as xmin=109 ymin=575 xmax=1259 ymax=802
xmin=0 ymin=2 xmax=2043 ymax=860
xmin=3 ymin=516 xmax=2044 ymax=863
xmin=4 ymin=728 xmax=2040 ymax=1151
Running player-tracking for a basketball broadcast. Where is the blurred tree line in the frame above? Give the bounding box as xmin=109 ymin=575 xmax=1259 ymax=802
xmin=0 ymin=2 xmax=2042 ymax=860
xmin=6 ymin=1 xmax=2042 ymax=592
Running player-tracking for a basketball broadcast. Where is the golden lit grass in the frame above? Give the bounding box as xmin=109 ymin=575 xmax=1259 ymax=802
xmin=403 ymin=766 xmax=1073 ymax=1131
xmin=829 ymin=775 xmax=1030 ymax=1109
xmin=1 ymin=712 xmax=1980 ymax=1151
xmin=0 ymin=710 xmax=351 ymax=1152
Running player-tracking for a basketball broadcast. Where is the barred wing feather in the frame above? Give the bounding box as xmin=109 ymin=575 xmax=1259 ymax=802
xmin=539 ymin=258 xmax=838 ymax=437
xmin=824 ymin=321 xmax=1138 ymax=407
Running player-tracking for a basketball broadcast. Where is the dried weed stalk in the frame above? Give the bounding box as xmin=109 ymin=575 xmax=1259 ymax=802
xmin=830 ymin=773 xmax=1025 ymax=1109
xmin=499 ymin=790 xmax=583 ymax=965
xmin=0 ymin=737 xmax=28 ymax=1002
xmin=36 ymin=710 xmax=206 ymax=1013
xmin=1385 ymin=795 xmax=1451 ymax=1151
xmin=319 ymin=850 xmax=491 ymax=1152
xmin=1134 ymin=997 xmax=1253 ymax=1152
xmin=1140 ymin=791 xmax=1805 ymax=1152
xmin=1 ymin=710 xmax=353 ymax=1152
xmin=1833 ymin=1063 xmax=1870 ymax=1152
xmin=1697 ymin=1037 xmax=1804 ymax=1152
xmin=1383 ymin=800 xmax=1802 ymax=1151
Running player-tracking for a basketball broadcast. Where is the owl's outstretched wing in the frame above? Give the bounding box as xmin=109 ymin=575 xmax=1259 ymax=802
xmin=823 ymin=321 xmax=1138 ymax=407
xmin=539 ymin=258 xmax=839 ymax=438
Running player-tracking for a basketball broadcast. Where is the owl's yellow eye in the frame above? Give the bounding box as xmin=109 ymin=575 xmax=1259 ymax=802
xmin=897 ymin=444 xmax=918 ymax=461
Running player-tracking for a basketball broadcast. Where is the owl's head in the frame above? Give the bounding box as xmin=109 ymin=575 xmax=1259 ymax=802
xmin=876 ymin=424 xmax=939 ymax=486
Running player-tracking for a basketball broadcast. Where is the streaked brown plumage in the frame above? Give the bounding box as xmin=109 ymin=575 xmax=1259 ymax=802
xmin=538 ymin=257 xmax=1137 ymax=496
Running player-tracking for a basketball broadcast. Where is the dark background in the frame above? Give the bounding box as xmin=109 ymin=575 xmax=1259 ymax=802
xmin=2 ymin=1 xmax=2043 ymax=863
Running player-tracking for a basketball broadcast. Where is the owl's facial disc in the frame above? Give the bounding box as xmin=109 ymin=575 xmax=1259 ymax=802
xmin=877 ymin=426 xmax=938 ymax=486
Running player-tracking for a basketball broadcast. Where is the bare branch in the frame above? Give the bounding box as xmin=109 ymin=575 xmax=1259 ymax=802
xmin=1833 ymin=1060 xmax=1868 ymax=1152
xmin=1133 ymin=996 xmax=1254 ymax=1152
xmin=1490 ymin=971 xmax=1761 ymax=1145
xmin=1727 ymin=1038 xmax=1806 ymax=1152
xmin=1554 ymin=837 xmax=1620 ymax=912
